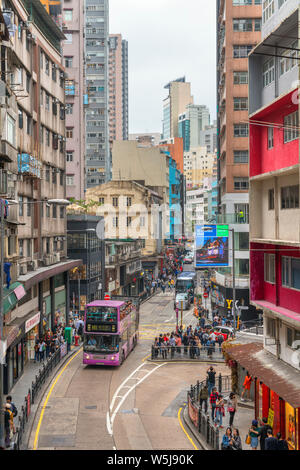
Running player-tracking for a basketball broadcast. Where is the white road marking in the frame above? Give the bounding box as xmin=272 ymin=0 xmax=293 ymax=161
xmin=110 ymin=363 xmax=166 ymax=432
xmin=106 ymin=411 xmax=113 ymax=436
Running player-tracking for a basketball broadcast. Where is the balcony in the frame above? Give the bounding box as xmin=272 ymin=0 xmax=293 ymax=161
xmin=216 ymin=213 xmax=249 ymax=225
xmin=0 ymin=169 xmax=7 ymax=195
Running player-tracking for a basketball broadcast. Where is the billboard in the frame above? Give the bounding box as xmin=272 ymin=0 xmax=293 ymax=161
xmin=195 ymin=225 xmax=229 ymax=268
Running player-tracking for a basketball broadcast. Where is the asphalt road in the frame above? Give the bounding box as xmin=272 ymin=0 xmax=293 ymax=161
xmin=28 ymin=291 xmax=228 ymax=450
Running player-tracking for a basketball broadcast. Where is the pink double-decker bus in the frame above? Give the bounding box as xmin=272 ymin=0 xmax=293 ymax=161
xmin=83 ymin=298 xmax=139 ymax=366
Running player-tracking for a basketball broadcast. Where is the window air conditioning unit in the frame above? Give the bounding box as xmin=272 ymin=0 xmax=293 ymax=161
xmin=19 ymin=264 xmax=27 ymax=275
xmin=44 ymin=256 xmax=51 ymax=266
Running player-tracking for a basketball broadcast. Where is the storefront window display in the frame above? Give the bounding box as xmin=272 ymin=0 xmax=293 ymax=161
xmin=286 ymin=402 xmax=297 ymax=450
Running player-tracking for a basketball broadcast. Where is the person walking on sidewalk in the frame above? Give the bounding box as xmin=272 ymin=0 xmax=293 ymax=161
xmin=214 ymin=394 xmax=225 ymax=428
xmin=4 ymin=404 xmax=14 ymax=448
xmin=210 ymin=387 xmax=219 ymax=422
xmin=276 ymin=433 xmax=289 ymax=450
xmin=227 ymin=392 xmax=238 ymax=427
xmin=240 ymin=372 xmax=253 ymax=401
xmin=199 ymin=384 xmax=208 ymax=414
xmin=6 ymin=396 xmax=17 ymax=418
xmin=248 ymin=420 xmax=261 ymax=450
xmin=207 ymin=366 xmax=216 ymax=397
xmin=259 ymin=417 xmax=273 ymax=450
xmin=265 ymin=429 xmax=278 ymax=450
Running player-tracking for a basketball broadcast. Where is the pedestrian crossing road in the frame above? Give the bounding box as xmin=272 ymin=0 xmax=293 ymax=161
xmin=139 ymin=323 xmax=180 ymax=341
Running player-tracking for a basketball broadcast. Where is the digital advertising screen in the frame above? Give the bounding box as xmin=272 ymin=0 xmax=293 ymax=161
xmin=195 ymin=225 xmax=229 ymax=268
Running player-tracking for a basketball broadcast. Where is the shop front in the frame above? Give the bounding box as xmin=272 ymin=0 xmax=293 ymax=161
xmin=3 ymin=310 xmax=41 ymax=394
xmin=228 ymin=342 xmax=300 ymax=450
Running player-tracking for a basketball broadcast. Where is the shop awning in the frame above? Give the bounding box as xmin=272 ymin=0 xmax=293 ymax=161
xmin=18 ymin=259 xmax=83 ymax=290
xmin=3 ymin=282 xmax=26 ymax=316
xmin=228 ymin=342 xmax=300 ymax=408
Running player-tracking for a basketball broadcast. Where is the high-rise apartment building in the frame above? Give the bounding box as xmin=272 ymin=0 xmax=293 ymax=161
xmin=200 ymin=122 xmax=217 ymax=154
xmin=178 ymin=104 xmax=210 ymax=152
xmin=85 ymin=0 xmax=110 ymax=187
xmin=215 ymin=0 xmax=261 ymax=315
xmin=109 ymin=34 xmax=129 ymax=146
xmin=40 ymin=0 xmax=86 ymax=200
xmin=162 ymin=77 xmax=193 ymax=141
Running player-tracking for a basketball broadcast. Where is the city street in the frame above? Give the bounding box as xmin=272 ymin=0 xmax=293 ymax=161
xmin=28 ymin=292 xmax=228 ymax=450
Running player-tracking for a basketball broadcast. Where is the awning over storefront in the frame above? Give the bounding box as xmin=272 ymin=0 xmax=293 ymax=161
xmin=228 ymin=342 xmax=300 ymax=408
xmin=18 ymin=259 xmax=82 ymax=290
xmin=3 ymin=282 xmax=26 ymax=316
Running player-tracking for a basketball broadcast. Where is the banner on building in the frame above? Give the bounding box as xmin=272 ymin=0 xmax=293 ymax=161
xmin=195 ymin=225 xmax=229 ymax=268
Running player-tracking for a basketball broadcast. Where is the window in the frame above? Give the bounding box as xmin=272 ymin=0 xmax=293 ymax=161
xmin=46 ymin=205 xmax=50 ymax=218
xmin=60 ymin=206 xmax=65 ymax=218
xmin=233 ymin=18 xmax=253 ymax=32
xmin=234 ymin=177 xmax=249 ymax=190
xmin=254 ymin=18 xmax=262 ymax=31
xmin=64 ymin=33 xmax=73 ymax=44
xmin=281 ymin=185 xmax=299 ymax=209
xmin=263 ymin=58 xmax=275 ymax=87
xmin=27 ymin=239 xmax=31 ymax=257
xmin=234 ymin=150 xmax=248 ymax=163
xmin=52 ymin=167 xmax=57 ymax=184
xmin=126 ymin=197 xmax=132 ymax=207
xmin=268 ymin=188 xmax=275 ymax=210
xmin=52 ymin=204 xmax=57 ymax=219
xmin=45 ymin=93 xmax=50 ymax=111
xmin=112 ymin=197 xmax=118 ymax=207
xmin=267 ymin=317 xmax=276 ymax=338
xmin=66 ymin=151 xmax=73 ymax=162
xmin=99 ymin=197 xmax=104 ymax=204
xmin=127 ymin=217 xmax=132 ymax=227
xmin=65 ymin=103 xmax=73 ymax=115
xmin=45 ymin=56 xmax=49 ymax=75
xmin=60 ymin=170 xmax=64 ymax=186
xmin=46 ymin=129 xmax=50 ymax=147
xmin=19 ymin=196 xmax=24 ymax=216
xmin=233 ymin=71 xmax=248 ymax=85
xmin=284 ymin=112 xmax=299 ymax=143
xmin=264 ymin=253 xmax=275 ymax=284
xmin=52 ymin=63 xmax=57 ymax=82
xmin=66 ymin=175 xmax=74 ymax=185
xmin=233 ymin=0 xmax=252 ymax=4
xmin=64 ymin=9 xmax=73 ymax=21
xmin=26 ymin=73 xmax=30 ymax=93
xmin=233 ymin=97 xmax=248 ymax=111
xmin=27 ymin=198 xmax=31 ymax=217
xmin=113 ymin=216 xmax=118 ymax=228
xmin=282 ymin=257 xmax=300 ymax=290
xmin=65 ymin=56 xmax=73 ymax=68
xmin=263 ymin=0 xmax=275 ymax=23
xmin=268 ymin=127 xmax=274 ymax=149
xmin=19 ymin=239 xmax=24 ymax=257
xmin=7 ymin=115 xmax=16 ymax=146
xmin=66 ymin=128 xmax=73 ymax=138
xmin=234 ymin=124 xmax=248 ymax=137
xmin=233 ymin=45 xmax=253 ymax=58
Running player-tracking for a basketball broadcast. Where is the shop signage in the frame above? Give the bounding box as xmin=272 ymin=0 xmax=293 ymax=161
xmin=195 ymin=225 xmax=229 ymax=268
xmin=14 ymin=284 xmax=26 ymax=301
xmin=0 ymin=339 xmax=7 ymax=364
xmin=25 ymin=312 xmax=41 ymax=334
xmin=268 ymin=408 xmax=274 ymax=428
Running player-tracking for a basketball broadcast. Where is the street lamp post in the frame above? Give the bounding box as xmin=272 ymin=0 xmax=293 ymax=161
xmin=230 ymin=228 xmax=237 ymax=336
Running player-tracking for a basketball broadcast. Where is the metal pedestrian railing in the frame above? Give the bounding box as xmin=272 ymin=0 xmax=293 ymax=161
xmin=187 ymin=374 xmax=231 ymax=450
xmin=151 ymin=345 xmax=225 ymax=362
xmin=12 ymin=348 xmax=64 ymax=450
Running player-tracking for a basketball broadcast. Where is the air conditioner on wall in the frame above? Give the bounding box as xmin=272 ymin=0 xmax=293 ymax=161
xmin=19 ymin=264 xmax=27 ymax=275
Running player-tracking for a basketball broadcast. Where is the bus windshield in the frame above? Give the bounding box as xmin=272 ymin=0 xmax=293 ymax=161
xmin=176 ymin=280 xmax=194 ymax=291
xmin=86 ymin=306 xmax=118 ymax=323
xmin=84 ymin=335 xmax=119 ymax=353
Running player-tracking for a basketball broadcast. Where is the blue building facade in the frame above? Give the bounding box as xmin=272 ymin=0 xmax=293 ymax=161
xmin=178 ymin=116 xmax=190 ymax=152
xmin=161 ymin=150 xmax=182 ymax=241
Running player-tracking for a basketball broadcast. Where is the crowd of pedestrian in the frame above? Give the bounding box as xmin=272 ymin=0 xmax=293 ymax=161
xmin=33 ymin=323 xmax=67 ymax=363
xmin=153 ymin=320 xmax=226 ymax=359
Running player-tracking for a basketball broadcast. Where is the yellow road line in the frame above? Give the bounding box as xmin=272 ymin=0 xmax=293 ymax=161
xmin=33 ymin=347 xmax=82 ymax=450
xmin=178 ymin=407 xmax=199 ymax=451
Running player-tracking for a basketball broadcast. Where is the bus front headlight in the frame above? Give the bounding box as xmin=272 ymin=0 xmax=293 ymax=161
xmin=111 ymin=356 xmax=115 ymax=361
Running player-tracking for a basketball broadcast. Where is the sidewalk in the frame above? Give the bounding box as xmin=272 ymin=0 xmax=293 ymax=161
xmin=7 ymin=342 xmax=82 ymax=450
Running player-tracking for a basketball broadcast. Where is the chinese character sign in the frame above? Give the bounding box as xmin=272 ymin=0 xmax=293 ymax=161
xmin=195 ymin=225 xmax=229 ymax=268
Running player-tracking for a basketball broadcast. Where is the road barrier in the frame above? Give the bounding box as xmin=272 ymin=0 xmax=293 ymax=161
xmin=12 ymin=347 xmax=65 ymax=450
xmin=150 ymin=345 xmax=225 ymax=362
xmin=187 ymin=375 xmax=231 ymax=450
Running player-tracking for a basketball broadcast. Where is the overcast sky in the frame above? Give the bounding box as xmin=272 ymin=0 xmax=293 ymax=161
xmin=109 ymin=0 xmax=216 ymax=135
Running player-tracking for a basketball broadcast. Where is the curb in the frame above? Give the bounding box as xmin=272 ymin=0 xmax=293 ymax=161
xmin=19 ymin=344 xmax=83 ymax=450
xmin=147 ymin=358 xmax=225 ymax=364
xmin=182 ymin=406 xmax=213 ymax=451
